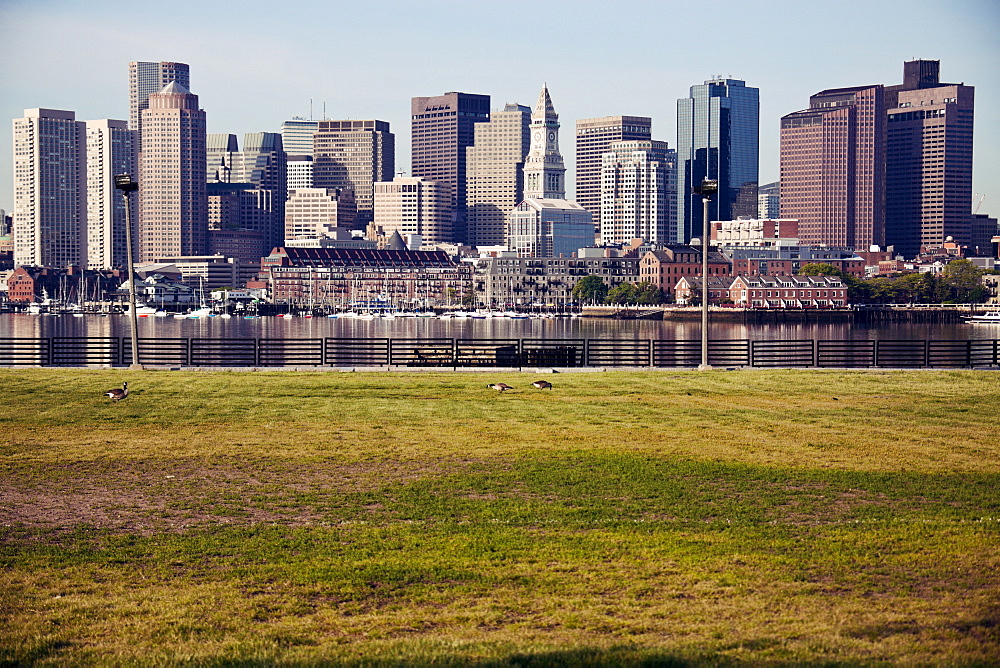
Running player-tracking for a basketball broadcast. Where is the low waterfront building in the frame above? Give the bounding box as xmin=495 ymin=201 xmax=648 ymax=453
xmin=673 ymin=276 xmax=733 ymax=305
xmin=121 ymin=274 xmax=198 ymax=308
xmin=639 ymin=246 xmax=732 ymax=300
xmin=148 ymin=255 xmax=249 ymax=290
xmin=480 ymin=255 xmax=638 ymax=307
xmin=6 ymin=265 xmax=123 ymax=304
xmin=259 ymin=247 xmax=472 ymax=309
xmin=674 ymin=274 xmax=848 ymax=307
xmin=728 ymin=275 xmax=848 ymax=308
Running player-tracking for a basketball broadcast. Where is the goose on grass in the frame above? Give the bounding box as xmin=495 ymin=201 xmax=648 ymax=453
xmin=104 ymin=381 xmax=128 ymax=402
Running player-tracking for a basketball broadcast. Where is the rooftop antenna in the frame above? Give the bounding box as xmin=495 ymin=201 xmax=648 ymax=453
xmin=310 ymin=99 xmax=313 ymax=121
xmin=323 ymin=101 xmax=327 ymax=121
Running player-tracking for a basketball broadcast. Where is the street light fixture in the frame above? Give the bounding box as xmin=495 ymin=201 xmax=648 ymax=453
xmin=693 ymin=177 xmax=718 ymax=370
xmin=114 ymin=173 xmax=142 ymax=370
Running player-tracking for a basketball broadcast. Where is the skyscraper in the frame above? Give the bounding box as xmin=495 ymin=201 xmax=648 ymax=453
xmin=85 ymin=119 xmax=136 ymax=269
xmin=411 ymin=92 xmax=491 ymax=243
xmin=128 ymin=61 xmax=189 ymax=146
xmin=600 ymin=140 xmax=676 ymax=246
xmin=676 ymin=78 xmax=759 ymax=243
xmin=757 ymin=181 xmax=780 ymax=220
xmin=780 ymin=84 xmax=886 ymax=250
xmin=465 ymin=103 xmax=531 ymax=247
xmin=207 ymin=133 xmax=238 ymax=183
xmin=138 ymin=82 xmax=207 ymax=261
xmin=373 ymin=177 xmax=452 ymax=246
xmin=284 ymin=188 xmax=357 ymax=240
xmin=576 ymin=116 xmax=652 ymax=220
xmin=287 ymin=156 xmax=314 ymax=195
xmin=522 ymin=85 xmax=566 ymax=200
xmin=885 ymin=60 xmax=974 ymax=258
xmin=313 ymin=120 xmax=394 ymax=226
xmin=12 ymin=109 xmax=86 ymax=268
xmin=508 ymin=88 xmax=593 ymax=257
xmin=280 ymin=118 xmax=319 ymax=158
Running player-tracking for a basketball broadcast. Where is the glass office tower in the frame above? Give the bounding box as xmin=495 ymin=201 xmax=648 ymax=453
xmin=676 ymin=77 xmax=758 ymax=243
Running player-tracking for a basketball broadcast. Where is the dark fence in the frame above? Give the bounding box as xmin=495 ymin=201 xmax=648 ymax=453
xmin=0 ymin=337 xmax=998 ymax=369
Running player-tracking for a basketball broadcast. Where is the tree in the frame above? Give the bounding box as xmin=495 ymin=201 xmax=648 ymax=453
xmin=798 ymin=262 xmax=843 ymax=277
xmin=572 ymin=275 xmax=608 ymax=305
xmin=604 ymin=282 xmax=637 ymax=304
xmin=634 ymin=281 xmax=665 ymax=305
xmin=939 ymin=259 xmax=985 ymax=303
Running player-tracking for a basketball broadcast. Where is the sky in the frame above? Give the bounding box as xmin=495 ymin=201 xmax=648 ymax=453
xmin=1 ymin=0 xmax=998 ymax=217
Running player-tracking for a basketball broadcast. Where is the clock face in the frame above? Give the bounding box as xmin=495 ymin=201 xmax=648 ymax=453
xmin=533 ymin=131 xmax=542 ymax=142
xmin=547 ymin=132 xmax=555 ymax=142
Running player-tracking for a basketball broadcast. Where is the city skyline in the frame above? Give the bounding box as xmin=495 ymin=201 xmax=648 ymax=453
xmin=1 ymin=0 xmax=997 ymax=223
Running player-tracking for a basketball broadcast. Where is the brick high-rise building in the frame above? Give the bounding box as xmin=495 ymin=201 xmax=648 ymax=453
xmin=780 ymin=84 xmax=886 ymax=251
xmin=129 ymin=61 xmax=189 ymax=148
xmin=575 ymin=116 xmax=651 ymax=221
xmin=676 ymin=78 xmax=759 ymax=244
xmin=885 ymin=60 xmax=974 ymax=259
xmin=313 ymin=120 xmax=394 ymax=227
xmin=411 ymin=92 xmax=491 ymax=243
xmin=138 ymin=82 xmax=207 ymax=261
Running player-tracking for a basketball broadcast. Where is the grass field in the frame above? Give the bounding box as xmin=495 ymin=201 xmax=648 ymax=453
xmin=1 ymin=368 xmax=998 ymax=665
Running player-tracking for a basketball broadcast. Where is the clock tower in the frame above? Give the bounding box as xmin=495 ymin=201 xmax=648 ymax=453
xmin=522 ymin=84 xmax=566 ymax=200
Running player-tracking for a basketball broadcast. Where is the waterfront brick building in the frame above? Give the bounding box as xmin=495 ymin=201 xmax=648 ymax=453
xmin=639 ymin=245 xmax=731 ymax=300
xmin=728 ymin=275 xmax=848 ymax=308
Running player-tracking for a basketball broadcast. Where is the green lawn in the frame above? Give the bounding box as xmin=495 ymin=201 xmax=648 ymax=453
xmin=1 ymin=368 xmax=998 ymax=665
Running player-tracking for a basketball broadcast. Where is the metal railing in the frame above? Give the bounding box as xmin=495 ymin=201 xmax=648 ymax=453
xmin=0 ymin=337 xmax=997 ymax=369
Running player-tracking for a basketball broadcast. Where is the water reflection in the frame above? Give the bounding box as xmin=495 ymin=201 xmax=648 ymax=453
xmin=0 ymin=312 xmax=993 ymax=341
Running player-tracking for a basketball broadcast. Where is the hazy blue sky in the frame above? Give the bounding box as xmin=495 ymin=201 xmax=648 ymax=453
xmin=2 ymin=0 xmax=998 ymax=218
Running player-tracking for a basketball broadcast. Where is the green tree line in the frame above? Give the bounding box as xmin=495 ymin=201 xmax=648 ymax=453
xmin=799 ymin=259 xmax=987 ymax=303
xmin=571 ymin=276 xmax=665 ymax=305
xmin=570 ymin=258 xmax=989 ymax=307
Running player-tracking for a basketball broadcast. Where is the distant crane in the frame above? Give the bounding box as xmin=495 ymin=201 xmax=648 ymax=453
xmin=974 ymin=193 xmax=986 ymax=214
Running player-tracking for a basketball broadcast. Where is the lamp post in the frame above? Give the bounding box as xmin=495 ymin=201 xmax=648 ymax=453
xmin=114 ymin=174 xmax=142 ymax=370
xmin=693 ymin=177 xmax=718 ymax=370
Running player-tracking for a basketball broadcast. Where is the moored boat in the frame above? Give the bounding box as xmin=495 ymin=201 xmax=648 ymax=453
xmin=965 ymin=311 xmax=1000 ymax=324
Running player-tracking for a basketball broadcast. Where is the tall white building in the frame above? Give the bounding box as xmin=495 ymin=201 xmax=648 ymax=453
xmin=600 ymin=140 xmax=677 ymax=246
xmin=85 ymin=119 xmax=135 ymax=269
xmin=373 ymin=177 xmax=452 ymax=245
xmin=465 ymin=103 xmax=531 ymax=247
xmin=522 ymin=85 xmax=566 ymax=200
xmin=287 ymin=156 xmax=314 ymax=195
xmin=12 ymin=109 xmax=87 ymax=268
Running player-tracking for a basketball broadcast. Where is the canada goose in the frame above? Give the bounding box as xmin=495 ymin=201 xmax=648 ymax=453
xmin=487 ymin=383 xmax=514 ymax=393
xmin=104 ymin=382 xmax=128 ymax=401
xmin=532 ymin=380 xmax=553 ymax=390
